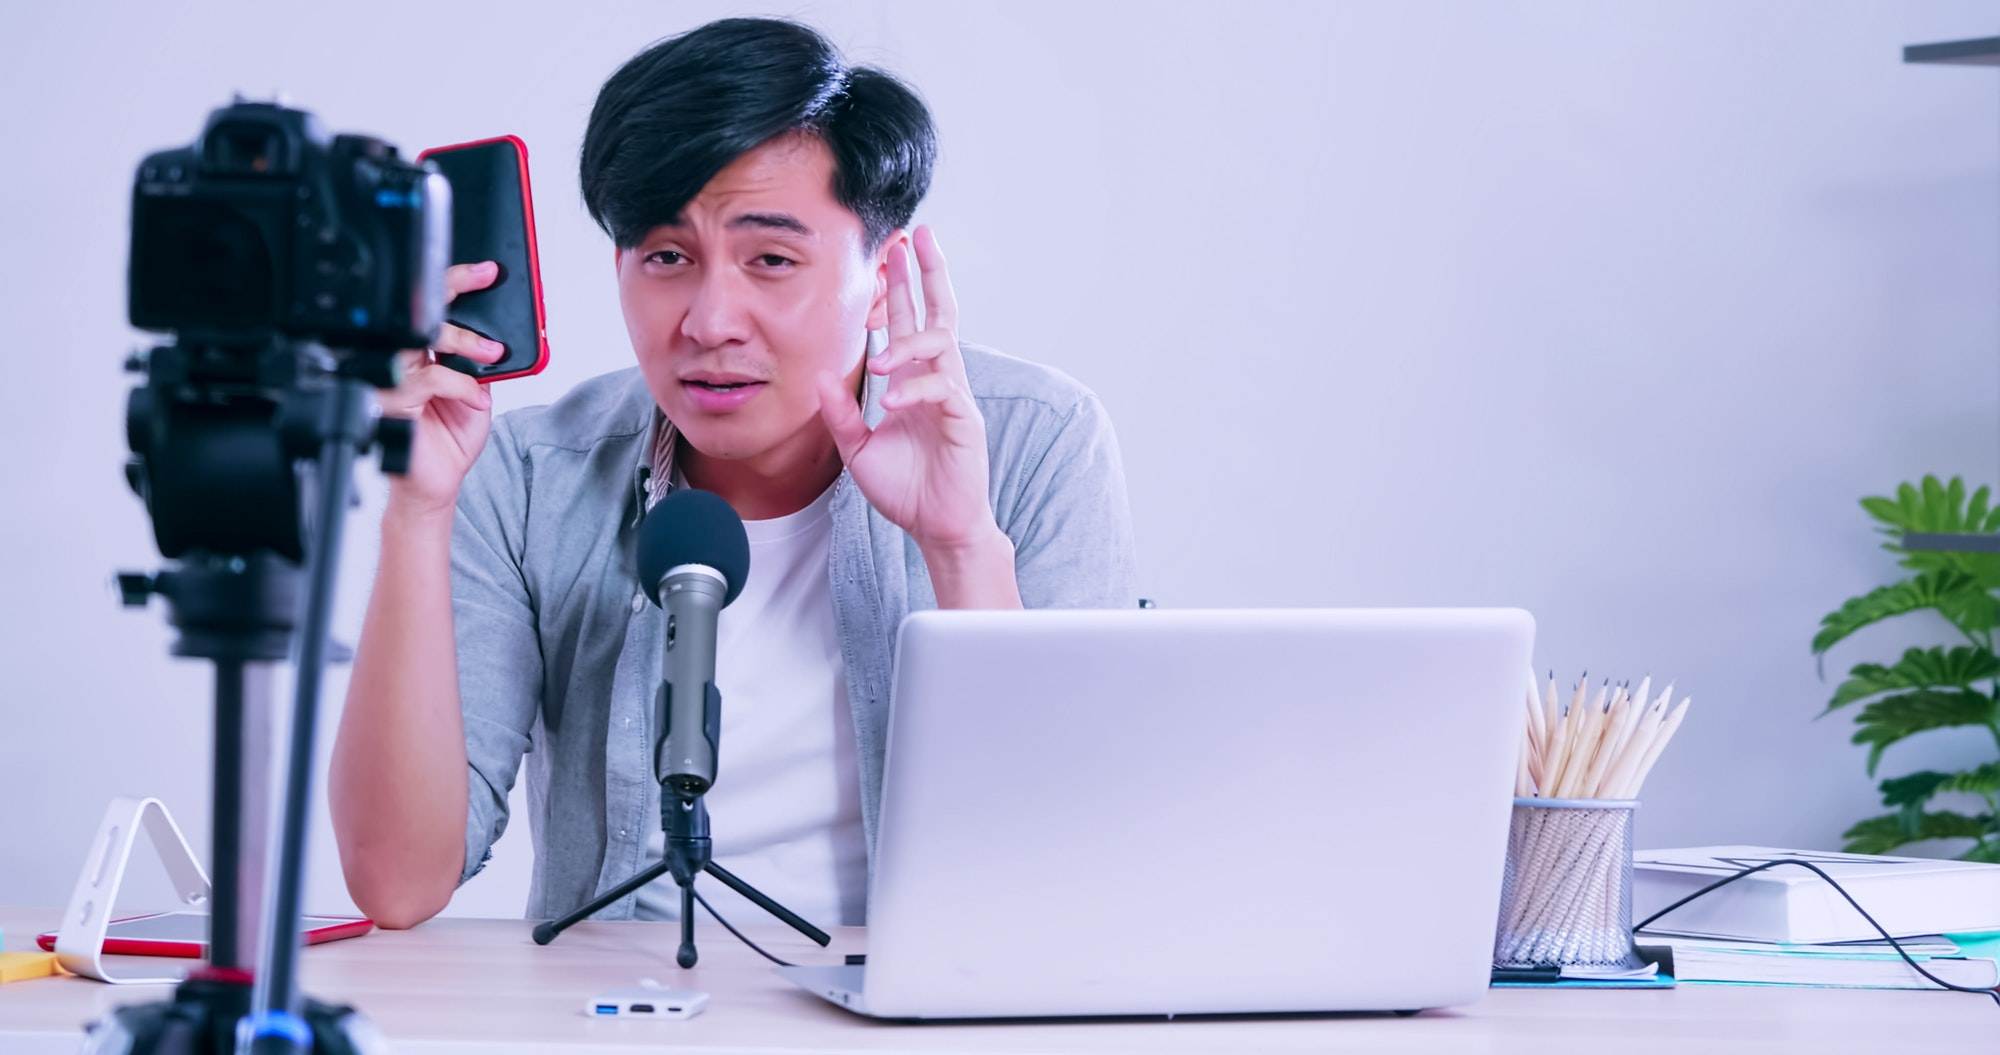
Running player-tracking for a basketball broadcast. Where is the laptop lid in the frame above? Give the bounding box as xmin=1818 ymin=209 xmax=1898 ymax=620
xmin=857 ymin=607 xmax=1532 ymax=1018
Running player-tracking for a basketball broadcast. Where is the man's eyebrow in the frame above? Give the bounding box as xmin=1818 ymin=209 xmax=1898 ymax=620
xmin=725 ymin=212 xmax=814 ymax=237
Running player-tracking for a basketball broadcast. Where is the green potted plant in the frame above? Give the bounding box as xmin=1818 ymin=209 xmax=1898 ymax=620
xmin=1813 ymin=475 xmax=2000 ymax=862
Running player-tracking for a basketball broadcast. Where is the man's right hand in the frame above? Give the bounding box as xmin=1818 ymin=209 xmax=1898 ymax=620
xmin=335 ymin=260 xmax=505 ymax=927
xmin=378 ymin=260 xmax=507 ymax=518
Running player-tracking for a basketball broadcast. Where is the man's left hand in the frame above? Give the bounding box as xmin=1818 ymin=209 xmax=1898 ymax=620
xmin=817 ymin=225 xmax=1021 ymax=608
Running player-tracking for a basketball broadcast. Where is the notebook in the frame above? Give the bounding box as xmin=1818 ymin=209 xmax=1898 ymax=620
xmin=1632 ymin=846 xmax=2000 ymax=944
xmin=1638 ymin=931 xmax=2000 ymax=991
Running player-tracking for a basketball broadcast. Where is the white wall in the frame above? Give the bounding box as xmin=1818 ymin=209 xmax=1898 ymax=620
xmin=1 ymin=1 xmax=1996 ymax=920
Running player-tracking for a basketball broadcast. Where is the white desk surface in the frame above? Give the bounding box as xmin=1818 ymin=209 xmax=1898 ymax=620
xmin=2 ymin=906 xmax=1993 ymax=1053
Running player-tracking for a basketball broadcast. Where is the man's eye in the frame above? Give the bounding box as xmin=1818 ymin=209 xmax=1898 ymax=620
xmin=646 ymin=250 xmax=686 ymax=266
xmin=755 ymin=254 xmax=795 ymax=269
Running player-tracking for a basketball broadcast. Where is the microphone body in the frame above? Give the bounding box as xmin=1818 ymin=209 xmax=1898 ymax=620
xmin=636 ymin=487 xmax=750 ymax=800
xmin=654 ymin=563 xmax=727 ymax=798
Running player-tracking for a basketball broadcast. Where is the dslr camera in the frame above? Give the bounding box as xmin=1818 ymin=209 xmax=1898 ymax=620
xmin=128 ymin=98 xmax=450 ymax=350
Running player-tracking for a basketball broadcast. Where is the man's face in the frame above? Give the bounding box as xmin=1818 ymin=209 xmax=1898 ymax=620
xmin=616 ymin=133 xmax=892 ymax=464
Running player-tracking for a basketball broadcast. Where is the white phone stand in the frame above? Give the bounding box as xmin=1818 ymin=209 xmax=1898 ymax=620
xmin=55 ymin=796 xmax=211 ymax=984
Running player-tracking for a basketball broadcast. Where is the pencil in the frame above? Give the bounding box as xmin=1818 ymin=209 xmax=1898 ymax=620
xmin=1618 ymin=697 xmax=1690 ymax=799
xmin=1558 ymin=682 xmax=1613 ymax=797
xmin=1599 ymin=695 xmax=1667 ymax=799
xmin=1579 ymin=687 xmax=1636 ymax=798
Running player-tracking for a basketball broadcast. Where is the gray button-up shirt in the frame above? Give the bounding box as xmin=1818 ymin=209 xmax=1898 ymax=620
xmin=450 ymin=341 xmax=1138 ymax=919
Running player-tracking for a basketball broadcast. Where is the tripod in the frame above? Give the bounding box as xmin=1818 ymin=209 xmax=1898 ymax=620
xmin=87 ymin=343 xmax=409 ymax=1055
xmin=533 ymin=786 xmax=832 ymax=967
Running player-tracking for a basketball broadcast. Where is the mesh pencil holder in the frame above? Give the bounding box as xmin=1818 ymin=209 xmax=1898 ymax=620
xmin=1492 ymin=797 xmax=1645 ymax=970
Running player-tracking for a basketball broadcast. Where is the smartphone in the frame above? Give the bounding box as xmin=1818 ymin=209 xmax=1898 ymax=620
xmin=37 ymin=910 xmax=372 ymax=958
xmin=416 ymin=134 xmax=551 ymax=382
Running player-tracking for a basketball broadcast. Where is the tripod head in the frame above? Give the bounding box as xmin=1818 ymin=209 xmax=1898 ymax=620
xmin=119 ymin=340 xmax=411 ymax=661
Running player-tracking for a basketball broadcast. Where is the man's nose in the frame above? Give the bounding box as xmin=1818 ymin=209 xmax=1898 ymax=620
xmin=680 ymin=268 xmax=754 ymax=348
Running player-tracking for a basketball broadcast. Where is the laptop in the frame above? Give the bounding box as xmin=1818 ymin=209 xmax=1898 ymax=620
xmin=779 ymin=607 xmax=1534 ymax=1019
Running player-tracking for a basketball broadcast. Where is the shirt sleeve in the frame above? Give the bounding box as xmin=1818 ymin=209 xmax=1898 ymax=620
xmin=1002 ymin=392 xmax=1141 ymax=609
xmin=450 ymin=415 xmax=544 ymax=884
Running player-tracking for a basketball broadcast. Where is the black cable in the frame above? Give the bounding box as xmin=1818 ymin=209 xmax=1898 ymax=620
xmin=691 ymin=887 xmax=797 ymax=968
xmin=1635 ymin=857 xmax=2000 ymax=1008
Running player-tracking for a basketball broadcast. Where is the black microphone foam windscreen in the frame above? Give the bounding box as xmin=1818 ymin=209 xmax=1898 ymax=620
xmin=636 ymin=488 xmax=750 ymax=608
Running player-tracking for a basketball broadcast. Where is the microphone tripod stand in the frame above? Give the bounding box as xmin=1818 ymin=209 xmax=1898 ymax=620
xmin=533 ymin=786 xmax=831 ymax=967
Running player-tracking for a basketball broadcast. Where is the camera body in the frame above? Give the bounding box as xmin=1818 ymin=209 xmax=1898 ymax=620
xmin=128 ymin=99 xmax=450 ymax=351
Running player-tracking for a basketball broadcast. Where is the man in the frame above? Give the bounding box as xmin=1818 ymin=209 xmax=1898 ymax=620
xmin=329 ymin=17 xmax=1136 ymax=931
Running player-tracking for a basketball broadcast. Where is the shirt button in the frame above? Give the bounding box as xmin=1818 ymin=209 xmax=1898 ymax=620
xmin=618 ymin=828 xmax=628 ymax=838
xmin=630 ymin=593 xmax=645 ymax=614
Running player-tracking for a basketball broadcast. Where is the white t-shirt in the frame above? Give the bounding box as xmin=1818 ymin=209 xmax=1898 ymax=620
xmin=633 ymin=481 xmax=869 ymax=927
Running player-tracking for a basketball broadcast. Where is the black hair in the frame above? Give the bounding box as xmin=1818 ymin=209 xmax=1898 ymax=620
xmin=580 ymin=18 xmax=936 ymax=252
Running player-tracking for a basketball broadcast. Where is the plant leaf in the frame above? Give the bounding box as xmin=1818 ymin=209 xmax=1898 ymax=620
xmin=1849 ymin=690 xmax=2000 ymax=775
xmin=1915 ymin=809 xmax=1993 ymax=839
xmin=1878 ymin=770 xmax=1957 ymax=834
xmin=1897 ymin=546 xmax=2000 ymax=588
xmin=1939 ymin=761 xmax=2000 ymax=797
xmin=1843 ymin=814 xmax=1911 ymax=854
xmin=1939 ymin=584 xmax=2000 ymax=634
xmin=1898 ymin=481 xmax=1921 ymax=525
xmin=1854 ymin=476 xmax=2000 ymax=585
xmin=1829 ymin=477 xmax=2000 ymax=860
xmin=1827 ymin=646 xmax=2000 ymax=712
xmin=1879 ymin=770 xmax=1954 ymax=808
xmin=1842 ymin=809 xmax=1993 ymax=855
xmin=1812 ymin=571 xmax=1999 ymax=654
xmin=1860 ymin=495 xmax=1902 ymax=528
xmin=1961 ymin=840 xmax=2000 ymax=864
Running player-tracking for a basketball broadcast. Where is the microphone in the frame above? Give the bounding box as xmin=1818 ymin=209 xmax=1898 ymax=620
xmin=636 ymin=488 xmax=750 ymax=799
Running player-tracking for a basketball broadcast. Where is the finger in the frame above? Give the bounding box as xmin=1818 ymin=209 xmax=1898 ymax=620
xmin=869 ymin=329 xmax=956 ymax=376
xmin=880 ymin=371 xmax=972 ymax=419
xmin=816 ymin=372 xmax=870 ymax=462
xmin=393 ymin=362 xmax=491 ymax=414
xmin=433 ymin=322 xmax=505 ymax=364
xmin=445 ymin=260 xmax=501 ymax=303
xmin=431 ymin=392 xmax=487 ymax=436
xmin=379 ymin=361 xmax=492 ymax=417
xmin=884 ymin=241 xmax=918 ymax=339
xmin=912 ymin=225 xmax=958 ymax=333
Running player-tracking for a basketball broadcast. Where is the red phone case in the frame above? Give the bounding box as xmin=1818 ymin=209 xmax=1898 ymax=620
xmin=37 ymin=912 xmax=374 ymax=959
xmin=416 ymin=134 xmax=551 ymax=383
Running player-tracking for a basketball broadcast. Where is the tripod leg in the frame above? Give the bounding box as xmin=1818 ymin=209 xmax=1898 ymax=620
xmin=678 ymin=884 xmax=698 ymax=968
xmin=211 ymin=659 xmax=244 ymax=970
xmin=532 ymin=858 xmax=674 ymax=945
xmin=209 ymin=659 xmax=276 ymax=975
xmin=248 ymin=379 xmax=374 ymax=1055
xmin=703 ymin=861 xmax=832 ymax=947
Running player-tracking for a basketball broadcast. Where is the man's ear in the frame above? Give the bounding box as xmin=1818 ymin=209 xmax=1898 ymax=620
xmin=864 ymin=229 xmax=910 ymax=331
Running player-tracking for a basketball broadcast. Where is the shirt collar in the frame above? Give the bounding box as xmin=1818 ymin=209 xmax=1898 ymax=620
xmin=628 ymin=412 xmax=678 ymax=529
